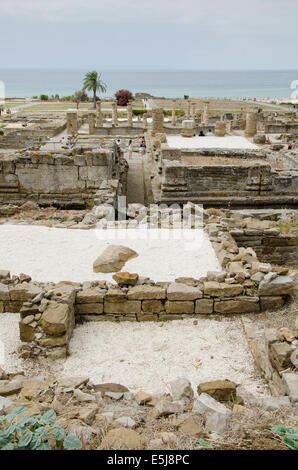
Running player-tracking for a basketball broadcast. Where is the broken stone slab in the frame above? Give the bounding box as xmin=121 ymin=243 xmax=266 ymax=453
xmin=105 ymin=391 xmax=124 ymax=400
xmin=167 ymin=283 xmax=203 ymax=301
xmin=168 ymin=377 xmax=194 ymax=404
xmin=249 ymin=396 xmax=291 ymax=411
xmin=58 ymin=376 xmax=89 ymax=389
xmin=192 ymin=393 xmax=232 ymax=434
xmin=206 ymin=271 xmax=227 ymax=283
xmin=197 ymin=380 xmax=237 ymax=402
xmin=178 ymin=417 xmax=204 ymax=437
xmin=135 ymin=391 xmax=152 ymax=405
xmin=93 ymin=245 xmax=138 ymax=273
xmin=93 ymin=383 xmax=129 ymax=395
xmin=282 ymin=373 xmax=298 ymax=403
xmin=10 ymin=283 xmax=43 ymax=302
xmin=214 ymin=297 xmax=260 ymax=314
xmin=0 ymin=377 xmax=24 ymax=397
xmin=258 ymin=276 xmax=294 ymax=296
xmin=73 ymin=389 xmax=96 ymax=403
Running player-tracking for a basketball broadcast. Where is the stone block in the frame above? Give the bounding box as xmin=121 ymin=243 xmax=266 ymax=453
xmin=258 ymin=276 xmax=294 ymax=296
xmin=127 ymin=285 xmax=166 ymax=300
xmin=167 ymin=283 xmax=203 ymax=301
xmin=42 ymin=301 xmax=69 ymax=336
xmin=104 ymin=301 xmax=141 ymax=314
xmin=204 ymin=281 xmax=243 ymax=297
xmin=270 ymin=342 xmax=292 ymax=371
xmin=260 ymin=296 xmax=285 ymax=311
xmin=195 ymin=299 xmax=214 ymax=314
xmin=197 ymin=380 xmax=237 ymax=401
xmin=76 ymin=288 xmax=105 ymax=303
xmin=76 ymin=303 xmax=103 ymax=315
xmin=141 ymin=300 xmax=164 ymax=313
xmin=165 ymin=301 xmax=194 ymax=314
xmin=214 ymin=298 xmax=260 ymax=314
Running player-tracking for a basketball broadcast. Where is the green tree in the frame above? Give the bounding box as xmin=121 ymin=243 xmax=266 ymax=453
xmin=83 ymin=71 xmax=107 ymax=109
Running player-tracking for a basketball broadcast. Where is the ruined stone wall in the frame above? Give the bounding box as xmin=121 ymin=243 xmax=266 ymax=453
xmin=265 ymin=123 xmax=298 ymax=134
xmin=159 ymin=161 xmax=298 ymax=206
xmin=0 ymin=149 xmax=118 ymax=208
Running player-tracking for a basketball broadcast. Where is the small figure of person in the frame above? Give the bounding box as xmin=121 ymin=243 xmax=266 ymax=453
xmin=140 ymin=136 xmax=146 ymax=155
xmin=128 ymin=139 xmax=133 ymax=159
xmin=206 ymin=129 xmax=214 ymax=136
xmin=116 ymin=138 xmax=121 ymax=146
xmin=66 ymin=137 xmax=72 ymax=149
xmin=199 ymin=130 xmax=205 ymax=137
xmin=288 ymin=142 xmax=292 ymax=150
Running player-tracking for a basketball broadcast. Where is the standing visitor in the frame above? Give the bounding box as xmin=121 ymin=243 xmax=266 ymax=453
xmin=140 ymin=136 xmax=146 ymax=155
xmin=206 ymin=129 xmax=214 ymax=136
xmin=128 ymin=139 xmax=133 ymax=159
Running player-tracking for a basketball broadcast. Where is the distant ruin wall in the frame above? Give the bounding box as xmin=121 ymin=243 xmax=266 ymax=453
xmin=0 ymin=150 xmax=118 ymax=208
xmin=160 ymin=162 xmax=298 ymax=206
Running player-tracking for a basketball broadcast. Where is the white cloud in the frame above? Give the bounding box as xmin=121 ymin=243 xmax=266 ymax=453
xmin=0 ymin=0 xmax=297 ymax=28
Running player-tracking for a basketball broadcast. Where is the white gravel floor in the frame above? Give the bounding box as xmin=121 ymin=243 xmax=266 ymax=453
xmin=0 ymin=313 xmax=267 ymax=397
xmin=166 ymin=135 xmax=259 ymax=149
xmin=0 ymin=225 xmax=220 ymax=283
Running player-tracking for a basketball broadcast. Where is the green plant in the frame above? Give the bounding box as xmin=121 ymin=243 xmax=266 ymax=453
xmin=40 ymin=94 xmax=49 ymax=101
xmin=83 ymin=71 xmax=107 ymax=109
xmin=132 ymin=109 xmax=148 ymax=116
xmin=0 ymin=407 xmax=82 ymax=450
xmin=270 ymin=425 xmax=298 ymax=450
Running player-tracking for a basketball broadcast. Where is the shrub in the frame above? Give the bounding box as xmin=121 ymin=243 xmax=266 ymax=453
xmin=115 ymin=89 xmax=133 ymax=106
xmin=0 ymin=406 xmax=82 ymax=451
xmin=132 ymin=109 xmax=148 ymax=116
xmin=40 ymin=94 xmax=49 ymax=101
xmin=163 ymin=110 xmax=185 ymax=117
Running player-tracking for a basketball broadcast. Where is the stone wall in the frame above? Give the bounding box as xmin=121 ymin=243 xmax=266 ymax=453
xmin=159 ymin=161 xmax=298 ymax=206
xmin=0 ymin=146 xmax=127 ymax=209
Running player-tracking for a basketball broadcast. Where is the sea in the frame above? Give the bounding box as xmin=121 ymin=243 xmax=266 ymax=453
xmin=0 ymin=69 xmax=298 ymax=100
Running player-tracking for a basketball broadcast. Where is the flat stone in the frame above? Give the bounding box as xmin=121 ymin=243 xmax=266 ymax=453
xmin=93 ymin=383 xmax=129 ymax=395
xmin=204 ymin=281 xmax=243 ymax=297
xmin=102 ymin=427 xmax=144 ymax=450
xmin=178 ymin=417 xmax=204 ymax=437
xmin=10 ymin=283 xmax=42 ymax=302
xmin=141 ymin=300 xmax=164 ymax=314
xmin=105 ymin=391 xmax=123 ymax=400
xmin=58 ymin=377 xmax=89 ymax=389
xmin=76 ymin=288 xmax=105 ymax=303
xmin=112 ymin=272 xmax=139 ymax=286
xmin=104 ymin=301 xmax=140 ymax=314
xmin=127 ymin=285 xmax=166 ymax=300
xmin=76 ymin=303 xmax=103 ymax=314
xmin=167 ymin=283 xmax=203 ymax=301
xmin=206 ymin=271 xmax=227 ymax=282
xmin=0 ymin=377 xmax=23 ymax=396
xmin=20 ymin=379 xmax=52 ymax=399
xmin=197 ymin=380 xmax=237 ymax=402
xmin=249 ymin=396 xmax=291 ymax=410
xmin=260 ymin=296 xmax=285 ymax=311
xmin=73 ymin=389 xmax=96 ymax=403
xmin=258 ymin=276 xmax=294 ymax=296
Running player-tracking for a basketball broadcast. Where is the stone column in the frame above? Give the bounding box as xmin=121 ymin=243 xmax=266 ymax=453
xmin=127 ymin=102 xmax=133 ymax=127
xmin=215 ymin=121 xmax=226 ymax=137
xmin=143 ymin=113 xmax=148 ymax=130
xmin=181 ymin=119 xmax=195 ymax=137
xmin=245 ymin=111 xmax=257 ymax=137
xmin=191 ymin=102 xmax=196 ymax=120
xmin=203 ymin=101 xmax=210 ymax=125
xmin=171 ymin=101 xmax=176 ymax=127
xmin=88 ymin=111 xmax=96 ymax=135
xmin=96 ymin=101 xmax=103 ymax=127
xmin=112 ymin=101 xmax=118 ymax=127
xmin=186 ymin=100 xmax=191 ymax=120
xmin=152 ymin=108 xmax=164 ymax=134
xmin=66 ymin=110 xmax=78 ymax=136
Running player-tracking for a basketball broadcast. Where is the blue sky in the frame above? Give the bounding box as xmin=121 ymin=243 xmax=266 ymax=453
xmin=0 ymin=0 xmax=297 ymax=69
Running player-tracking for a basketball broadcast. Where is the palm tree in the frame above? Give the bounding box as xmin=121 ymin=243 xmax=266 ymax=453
xmin=83 ymin=71 xmax=107 ymax=109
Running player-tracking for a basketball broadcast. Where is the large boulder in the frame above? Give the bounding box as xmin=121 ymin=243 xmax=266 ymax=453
xmin=93 ymin=245 xmax=138 ymax=273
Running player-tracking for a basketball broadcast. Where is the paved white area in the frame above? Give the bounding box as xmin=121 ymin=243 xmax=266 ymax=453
xmin=166 ymin=135 xmax=259 ymax=149
xmin=0 ymin=225 xmax=220 ymax=283
xmin=0 ymin=313 xmax=267 ymax=397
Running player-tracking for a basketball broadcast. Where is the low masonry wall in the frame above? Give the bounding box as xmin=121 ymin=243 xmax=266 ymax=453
xmin=0 ymin=146 xmax=128 ymax=209
xmin=159 ymin=161 xmax=298 ymax=206
xmin=0 ymin=270 xmax=294 ymax=361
